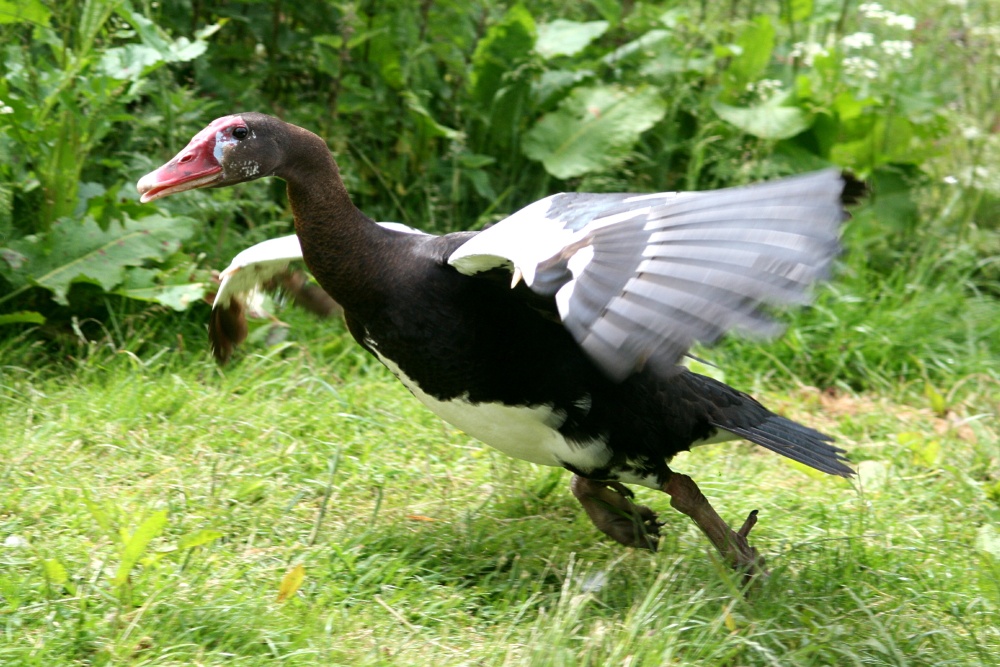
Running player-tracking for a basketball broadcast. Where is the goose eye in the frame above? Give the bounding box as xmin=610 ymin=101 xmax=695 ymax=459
xmin=232 ymin=126 xmax=249 ymax=140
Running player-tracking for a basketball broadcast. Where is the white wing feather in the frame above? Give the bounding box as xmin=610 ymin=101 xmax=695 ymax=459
xmin=213 ymin=234 xmax=304 ymax=309
xmin=449 ymin=170 xmax=847 ymax=381
xmin=213 ymin=223 xmax=429 ymax=311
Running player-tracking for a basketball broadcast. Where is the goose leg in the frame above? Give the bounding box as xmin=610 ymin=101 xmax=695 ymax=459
xmin=661 ymin=472 xmax=767 ymax=577
xmin=571 ymin=475 xmax=661 ymax=551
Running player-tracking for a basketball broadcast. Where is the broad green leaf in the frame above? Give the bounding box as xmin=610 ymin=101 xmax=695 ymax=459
xmin=166 ymin=37 xmax=209 ymax=63
xmin=277 ymin=564 xmax=306 ymax=602
xmin=177 ymin=529 xmax=224 ymax=551
xmin=99 ymin=44 xmax=165 ymax=80
xmin=43 ymin=557 xmax=77 ymax=595
xmin=832 ymin=117 xmax=916 ymax=170
xmin=0 ymin=311 xmax=45 ymax=326
xmin=313 ymin=34 xmax=344 ymax=50
xmin=532 ymin=69 xmax=593 ymax=106
xmin=116 ymin=283 xmax=208 ymax=311
xmin=113 ymin=510 xmax=168 ymax=587
xmin=2 ymin=214 xmax=197 ymax=306
xmin=601 ymin=30 xmax=670 ymax=66
xmin=725 ymin=16 xmax=775 ymax=91
xmin=899 ymin=431 xmax=941 ymax=467
xmin=536 ymin=20 xmax=608 ymax=59
xmin=785 ymin=0 xmax=814 ymax=23
xmin=43 ymin=558 xmax=68 ymax=584
xmin=712 ymin=92 xmax=811 ymax=140
xmin=587 ymin=0 xmax=622 ymax=24
xmin=404 ymin=92 xmax=461 ymax=140
xmin=0 ymin=0 xmax=50 ymax=25
xmin=834 ymin=92 xmax=877 ymax=122
xmin=0 ymin=247 xmax=27 ymax=271
xmin=924 ymin=382 xmax=948 ymax=416
xmin=857 ymin=460 xmax=891 ymax=491
xmin=522 ymin=85 xmax=666 ymax=179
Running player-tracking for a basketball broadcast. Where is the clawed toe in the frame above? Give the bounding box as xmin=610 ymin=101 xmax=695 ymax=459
xmin=571 ymin=475 xmax=661 ymax=551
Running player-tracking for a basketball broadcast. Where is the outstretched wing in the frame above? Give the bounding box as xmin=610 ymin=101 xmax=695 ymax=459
xmin=213 ymin=235 xmax=305 ymax=310
xmin=449 ymin=170 xmax=847 ymax=381
xmin=210 ymin=223 xmax=429 ymax=363
xmin=210 ymin=234 xmax=305 ymax=363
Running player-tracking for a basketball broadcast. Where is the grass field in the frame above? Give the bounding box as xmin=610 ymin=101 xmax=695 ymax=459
xmin=1 ymin=315 xmax=998 ymax=666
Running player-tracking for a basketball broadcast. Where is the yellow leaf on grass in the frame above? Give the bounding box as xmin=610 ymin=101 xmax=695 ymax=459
xmin=277 ymin=564 xmax=306 ymax=602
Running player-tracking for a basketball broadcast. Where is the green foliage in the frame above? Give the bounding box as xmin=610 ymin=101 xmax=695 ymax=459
xmin=522 ymin=84 xmax=667 ymax=178
xmin=0 ymin=0 xmax=998 ymax=391
xmin=0 ymin=0 xmax=219 ymax=320
xmin=0 ymin=214 xmax=199 ymax=306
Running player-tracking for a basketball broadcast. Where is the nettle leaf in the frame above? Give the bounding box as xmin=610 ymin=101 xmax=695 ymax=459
xmin=469 ymin=4 xmax=537 ymax=107
xmin=2 ymin=214 xmax=197 ymax=306
xmin=535 ymin=19 xmax=609 ymax=59
xmin=522 ymin=85 xmax=666 ymax=179
xmin=712 ymin=91 xmax=811 ymax=140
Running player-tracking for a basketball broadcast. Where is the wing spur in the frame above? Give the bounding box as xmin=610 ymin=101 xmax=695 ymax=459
xmin=450 ymin=170 xmax=847 ymax=381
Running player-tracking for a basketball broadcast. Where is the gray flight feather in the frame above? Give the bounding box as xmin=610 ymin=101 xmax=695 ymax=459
xmin=547 ymin=170 xmax=846 ymax=381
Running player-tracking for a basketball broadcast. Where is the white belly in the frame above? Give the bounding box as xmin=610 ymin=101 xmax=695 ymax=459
xmin=370 ymin=350 xmax=613 ymax=471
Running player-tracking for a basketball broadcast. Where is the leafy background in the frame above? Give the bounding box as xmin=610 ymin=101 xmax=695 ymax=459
xmin=1 ymin=0 xmax=996 ymax=390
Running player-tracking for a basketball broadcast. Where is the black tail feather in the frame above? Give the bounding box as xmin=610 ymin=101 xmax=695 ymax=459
xmin=722 ymin=416 xmax=853 ymax=477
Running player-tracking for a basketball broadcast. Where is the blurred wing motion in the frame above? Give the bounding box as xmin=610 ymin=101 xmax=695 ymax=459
xmin=210 ymin=235 xmax=304 ymax=363
xmin=449 ymin=170 xmax=846 ymax=381
xmin=211 ymin=223 xmax=428 ymax=363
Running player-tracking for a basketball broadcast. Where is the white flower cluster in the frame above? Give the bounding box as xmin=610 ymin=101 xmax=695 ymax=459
xmin=881 ymin=40 xmax=914 ymax=59
xmin=843 ymin=56 xmax=880 ymax=80
xmin=837 ymin=3 xmax=917 ymax=76
xmin=842 ymin=32 xmax=876 ymax=49
xmin=745 ymin=78 xmax=783 ymax=99
xmin=0 ymin=98 xmax=13 ymax=115
xmin=790 ymin=41 xmax=829 ymax=66
xmin=859 ymin=3 xmax=917 ymax=31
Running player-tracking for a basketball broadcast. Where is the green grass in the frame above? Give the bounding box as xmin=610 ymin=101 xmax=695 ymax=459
xmin=1 ymin=316 xmax=998 ymax=666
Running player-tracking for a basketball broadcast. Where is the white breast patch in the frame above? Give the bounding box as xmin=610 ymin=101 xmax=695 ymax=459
xmin=368 ymin=347 xmax=614 ymax=472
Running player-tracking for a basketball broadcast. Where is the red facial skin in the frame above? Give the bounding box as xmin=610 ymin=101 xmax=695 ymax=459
xmin=137 ymin=115 xmax=247 ymax=202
